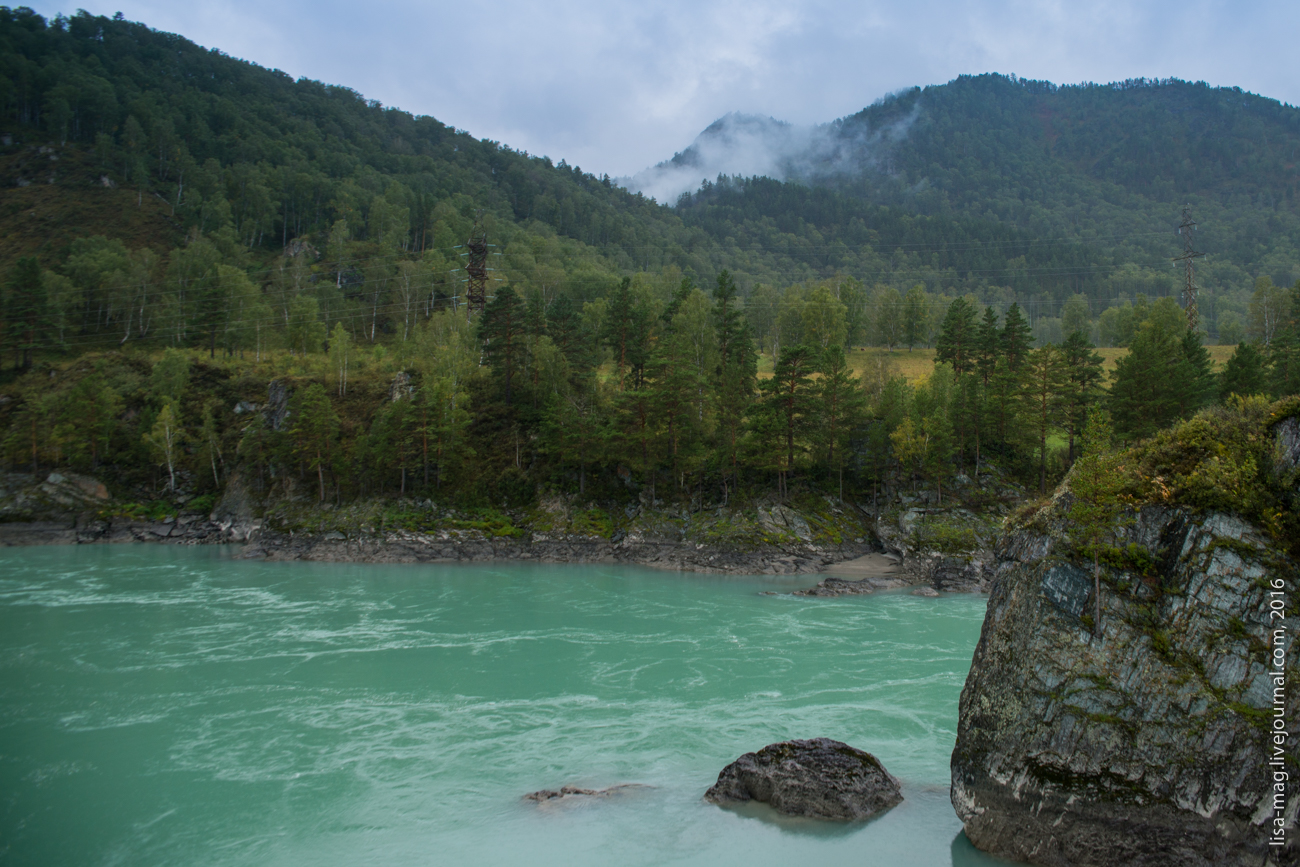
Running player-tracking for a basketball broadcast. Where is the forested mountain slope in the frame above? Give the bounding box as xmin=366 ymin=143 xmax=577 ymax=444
xmin=630 ymin=74 xmax=1300 ymax=327
xmin=1 ymin=6 xmax=1096 ymax=297
xmin=794 ymin=76 xmax=1300 ymax=308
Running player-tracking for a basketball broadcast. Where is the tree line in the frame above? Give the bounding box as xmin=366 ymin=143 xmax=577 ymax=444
xmin=6 ymin=249 xmax=1298 ymax=509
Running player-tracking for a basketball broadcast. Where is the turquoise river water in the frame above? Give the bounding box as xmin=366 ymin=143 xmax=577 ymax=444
xmin=0 ymin=545 xmax=1014 ymax=866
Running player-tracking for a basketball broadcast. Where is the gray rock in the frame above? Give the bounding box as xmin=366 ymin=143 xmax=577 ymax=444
xmin=263 ymin=380 xmax=291 ymax=431
xmin=704 ymin=738 xmax=902 ymax=820
xmin=524 ymin=784 xmax=650 ymax=803
xmin=952 ymin=501 xmax=1300 ymax=867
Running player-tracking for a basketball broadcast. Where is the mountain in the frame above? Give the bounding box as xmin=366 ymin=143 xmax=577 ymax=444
xmin=632 ymin=75 xmax=1300 ymax=316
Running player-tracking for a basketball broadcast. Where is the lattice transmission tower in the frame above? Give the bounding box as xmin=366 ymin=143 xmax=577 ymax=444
xmin=1173 ymin=206 xmax=1205 ymax=331
xmin=464 ymin=215 xmax=490 ymax=318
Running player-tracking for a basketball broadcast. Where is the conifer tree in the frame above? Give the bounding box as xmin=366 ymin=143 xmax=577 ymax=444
xmin=935 ymin=297 xmax=978 ymax=375
xmin=1179 ymin=330 xmax=1217 ymax=413
xmin=975 ymin=306 xmax=1001 ymax=385
xmin=1021 ymin=345 xmax=1068 ymax=494
xmin=712 ymin=270 xmax=756 ymax=499
xmin=913 ymin=366 xmax=955 ymax=503
xmin=758 ymin=344 xmax=817 ymax=499
xmin=68 ymin=374 xmax=122 ymax=470
xmin=1267 ymin=281 xmax=1300 ymax=397
xmin=480 ymin=286 xmax=526 ymax=406
xmin=817 ymin=344 xmax=868 ymax=501
xmin=1059 ymin=330 xmax=1105 ymax=463
xmin=1000 ymin=302 xmax=1033 ymax=372
xmin=1218 ymin=342 xmax=1268 ymax=400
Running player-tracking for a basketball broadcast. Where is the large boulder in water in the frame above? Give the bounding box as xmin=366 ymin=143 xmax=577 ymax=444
xmin=704 ymin=738 xmax=903 ymax=820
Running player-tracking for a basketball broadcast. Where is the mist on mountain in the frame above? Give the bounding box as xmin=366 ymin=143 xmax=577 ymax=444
xmin=620 ymin=98 xmax=920 ymax=204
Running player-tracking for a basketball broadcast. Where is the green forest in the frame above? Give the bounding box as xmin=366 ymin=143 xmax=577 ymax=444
xmin=1 ymin=6 xmax=1299 ymax=518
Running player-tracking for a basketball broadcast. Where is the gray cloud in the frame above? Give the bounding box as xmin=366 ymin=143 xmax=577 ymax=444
xmin=28 ymin=0 xmax=1300 ymax=182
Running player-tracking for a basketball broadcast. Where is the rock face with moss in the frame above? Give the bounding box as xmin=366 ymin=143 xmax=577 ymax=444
xmin=952 ymin=403 xmax=1300 ymax=867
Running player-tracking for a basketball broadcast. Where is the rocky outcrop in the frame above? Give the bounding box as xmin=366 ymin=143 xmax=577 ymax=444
xmin=704 ymin=738 xmax=902 ymax=820
xmin=952 ymin=499 xmax=1298 ymax=866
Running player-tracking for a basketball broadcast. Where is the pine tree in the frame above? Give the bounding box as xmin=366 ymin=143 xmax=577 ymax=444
xmin=817 ymin=344 xmax=868 ymax=501
xmin=1001 ymin=302 xmax=1033 ymax=372
xmin=913 ymin=366 xmax=954 ymax=503
xmin=935 ymin=297 xmax=978 ymax=376
xmin=975 ymin=306 xmax=1001 ymax=386
xmin=1219 ymin=342 xmax=1268 ymax=400
xmin=480 ymin=286 xmax=526 ymax=405
xmin=1059 ymin=330 xmax=1105 ymax=463
xmin=1021 ymin=345 xmax=1068 ymax=494
xmin=1110 ymin=319 xmax=1213 ymax=439
xmin=67 ymin=374 xmax=122 ymax=470
xmin=1267 ymin=281 xmax=1300 ymax=397
xmin=758 ymin=344 xmax=817 ymax=499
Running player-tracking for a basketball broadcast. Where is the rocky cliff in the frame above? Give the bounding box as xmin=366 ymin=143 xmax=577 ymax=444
xmin=952 ymin=405 xmax=1300 ymax=866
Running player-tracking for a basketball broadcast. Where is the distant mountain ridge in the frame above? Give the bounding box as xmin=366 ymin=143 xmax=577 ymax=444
xmin=629 ymin=75 xmax=1300 ymax=293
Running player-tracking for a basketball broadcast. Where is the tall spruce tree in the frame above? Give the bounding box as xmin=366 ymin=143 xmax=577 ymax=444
xmin=480 ymin=286 xmax=526 ymax=406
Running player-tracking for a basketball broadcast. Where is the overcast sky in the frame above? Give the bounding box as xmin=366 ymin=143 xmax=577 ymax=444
xmin=26 ymin=0 xmax=1300 ymax=179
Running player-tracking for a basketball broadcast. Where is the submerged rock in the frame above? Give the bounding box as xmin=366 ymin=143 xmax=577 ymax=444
xmin=952 ymin=500 xmax=1299 ymax=866
xmin=704 ymin=738 xmax=902 ymax=820
xmin=524 ymin=783 xmax=650 ymax=803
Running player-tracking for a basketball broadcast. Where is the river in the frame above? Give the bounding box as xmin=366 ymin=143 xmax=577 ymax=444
xmin=0 ymin=545 xmax=1011 ymax=866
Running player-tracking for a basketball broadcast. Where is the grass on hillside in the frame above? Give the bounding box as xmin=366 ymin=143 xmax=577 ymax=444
xmin=758 ymin=344 xmax=1237 ymax=384
xmin=0 ymin=145 xmax=183 ymax=269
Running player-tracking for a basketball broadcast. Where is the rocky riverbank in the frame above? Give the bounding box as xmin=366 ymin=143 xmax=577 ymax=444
xmin=0 ymin=470 xmax=888 ymax=574
xmin=0 ymin=467 xmax=1015 ymax=585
